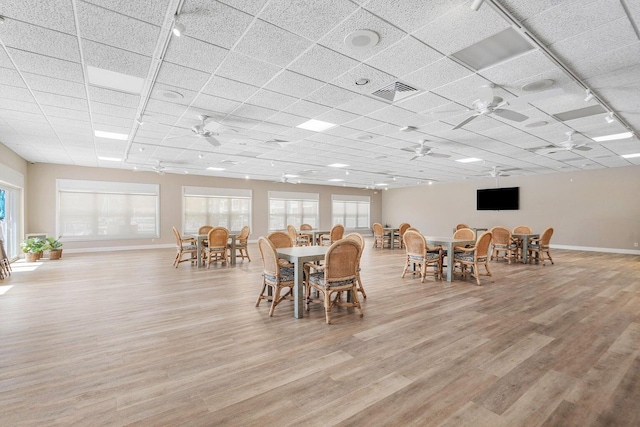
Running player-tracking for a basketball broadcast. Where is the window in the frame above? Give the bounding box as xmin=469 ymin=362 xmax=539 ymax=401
xmin=57 ymin=179 xmax=159 ymax=240
xmin=183 ymin=187 xmax=251 ymax=233
xmin=332 ymin=195 xmax=370 ymax=229
xmin=268 ymin=191 xmax=319 ymax=231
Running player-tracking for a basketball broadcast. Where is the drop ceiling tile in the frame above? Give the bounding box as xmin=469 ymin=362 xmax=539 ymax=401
xmin=146 ymin=99 xmax=189 ymax=118
xmin=92 ymin=113 xmax=134 ymax=128
xmin=431 ymin=73 xmax=493 ymax=106
xmin=232 ymin=104 xmax=279 ymax=121
xmin=367 ymin=105 xmax=421 ymax=125
xmin=155 ymin=62 xmax=211 ymax=91
xmin=201 ymin=75 xmax=260 ymax=102
xmin=217 ymin=0 xmax=269 ymax=14
xmin=367 ymin=36 xmax=443 ymax=79
xmin=288 ymin=44 xmax=360 ymax=82
xmin=235 ymin=19 xmax=312 ymax=68
xmin=34 ymin=92 xmax=89 ymax=111
xmin=90 ymin=101 xmax=136 ymax=119
xmin=395 ymin=91 xmax=452 ymax=114
xmin=22 ymin=73 xmax=87 ymax=98
xmin=49 ymin=118 xmax=93 ymax=132
xmin=332 ymin=64 xmax=396 ymax=95
xmin=498 ymin=0 xmax=568 ymax=22
xmin=0 ymin=0 xmax=76 ymax=34
xmin=0 ymin=85 xmax=36 ymax=103
xmin=404 ymin=58 xmax=474 ymax=92
xmin=164 ymin=36 xmax=229 ymax=74
xmin=337 ymin=95 xmax=388 ymax=116
xmin=341 ymin=116 xmax=386 ymax=131
xmin=76 ymin=1 xmax=159 ymax=56
xmin=414 ymin=3 xmax=510 ymax=55
xmin=262 ymin=112 xmax=306 ymax=128
xmin=304 ymin=84 xmax=359 ymax=108
xmin=82 ymin=40 xmax=152 ymax=78
xmin=192 ymin=94 xmax=241 ymax=115
xmin=524 ymin=0 xmax=627 ymax=45
xmin=0 ymin=21 xmax=80 ymax=62
xmin=0 ymin=68 xmax=27 ymax=88
xmin=83 ymin=0 xmax=171 ymax=26
xmin=41 ymin=105 xmax=91 ymax=122
xmin=265 ymin=70 xmax=324 ymax=99
xmin=315 ymin=109 xmax=360 ymax=125
xmin=283 ymin=100 xmax=332 ymax=117
xmin=555 ymin=37 xmax=640 ymax=81
xmin=246 ymin=89 xmax=298 ymax=111
xmin=89 ymin=86 xmax=140 ymax=108
xmin=318 ymin=8 xmax=406 ymax=62
xmin=364 ymin=0 xmax=467 ymax=34
xmin=0 ymin=109 xmax=48 ymax=123
xmin=478 ymin=50 xmax=558 ymax=87
xmin=150 ymin=83 xmax=198 ymax=105
xmin=7 ymin=48 xmax=84 ymax=83
xmin=216 ymin=52 xmax=282 ymax=87
xmin=180 ymin=0 xmax=253 ymax=49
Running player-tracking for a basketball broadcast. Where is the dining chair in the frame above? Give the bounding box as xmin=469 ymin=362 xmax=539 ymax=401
xmin=267 ymin=231 xmax=294 ymax=267
xmin=344 ymin=233 xmax=366 ymax=299
xmin=456 ymin=223 xmax=470 ymax=231
xmin=512 ymin=225 xmax=534 ymax=259
xmin=230 ymin=225 xmax=251 ymax=262
xmin=198 ymin=225 xmax=213 ymax=248
xmin=0 ymin=239 xmax=11 ymax=279
xmin=453 ymin=227 xmax=476 ymax=241
xmin=401 ymin=229 xmax=442 ymax=282
xmin=395 ymin=222 xmax=411 ymax=249
xmin=299 ymin=223 xmax=313 ymax=244
xmin=490 ymin=226 xmax=518 ymax=264
xmin=527 ymin=227 xmax=555 ymax=265
xmin=453 ymin=231 xmax=493 ymax=286
xmin=205 ymin=227 xmax=229 ymax=267
xmin=305 ymin=238 xmax=362 ymax=324
xmin=321 ymin=224 xmax=344 ymax=246
xmin=255 ymin=236 xmax=295 ymax=316
xmin=172 ymin=226 xmax=197 ymax=268
xmin=372 ymin=222 xmax=389 ymax=248
xmin=287 ymin=224 xmax=309 ymax=247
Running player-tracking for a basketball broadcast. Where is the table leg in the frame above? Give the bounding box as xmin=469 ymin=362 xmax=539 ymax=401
xmin=293 ymin=259 xmax=304 ymax=318
xmin=522 ymin=239 xmax=528 ymax=264
xmin=230 ymin=239 xmax=236 ymax=265
xmin=196 ymin=237 xmax=203 ymax=267
xmin=390 ymin=232 xmax=395 ymax=249
xmin=446 ymin=242 xmax=454 ymax=282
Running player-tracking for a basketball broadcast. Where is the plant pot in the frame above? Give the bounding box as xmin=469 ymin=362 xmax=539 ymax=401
xmin=49 ymin=249 xmax=63 ymax=260
xmin=25 ymin=252 xmax=40 ymax=262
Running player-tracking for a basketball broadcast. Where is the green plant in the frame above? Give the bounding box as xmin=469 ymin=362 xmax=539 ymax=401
xmin=21 ymin=237 xmax=46 ymax=254
xmin=44 ymin=236 xmax=63 ymax=251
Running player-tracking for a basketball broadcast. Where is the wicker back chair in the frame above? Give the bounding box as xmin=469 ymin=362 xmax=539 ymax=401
xmin=456 ymin=223 xmax=470 ymax=230
xmin=512 ymin=225 xmax=534 ymax=257
xmin=321 ymin=224 xmax=345 ymax=246
xmin=453 ymin=231 xmax=493 ymax=286
xmin=344 ymin=232 xmax=366 ymax=298
xmin=401 ymin=229 xmax=442 ymax=282
xmin=205 ymin=227 xmax=229 ymax=267
xmin=255 ymin=237 xmax=295 ymax=316
xmin=198 ymin=225 xmax=213 ymax=247
xmin=453 ymin=228 xmax=476 ymax=241
xmin=230 ymin=225 xmax=251 ymax=262
xmin=267 ymin=231 xmax=294 ymax=267
xmin=287 ymin=224 xmax=309 ymax=246
xmin=172 ymin=226 xmax=197 ymax=268
xmin=395 ymin=222 xmax=411 ymax=249
xmin=305 ymin=238 xmax=362 ymax=324
xmin=372 ymin=222 xmax=389 ymax=248
xmin=528 ymin=227 xmax=554 ymax=265
xmin=490 ymin=226 xmax=517 ymax=264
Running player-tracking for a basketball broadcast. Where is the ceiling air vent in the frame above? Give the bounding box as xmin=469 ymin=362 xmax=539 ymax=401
xmin=371 ymin=80 xmax=420 ymax=103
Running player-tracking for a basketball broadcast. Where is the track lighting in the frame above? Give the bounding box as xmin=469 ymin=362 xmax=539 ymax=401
xmin=584 ymin=89 xmax=594 ymax=102
xmin=605 ymin=112 xmax=615 ymax=124
xmin=470 ymin=0 xmax=485 ymax=11
xmin=172 ymin=16 xmax=185 ymax=37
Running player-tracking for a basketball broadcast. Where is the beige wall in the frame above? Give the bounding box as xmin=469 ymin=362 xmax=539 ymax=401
xmin=26 ymin=163 xmax=382 ymax=250
xmin=0 ymin=143 xmax=28 ymax=177
xmin=382 ymin=165 xmax=640 ymax=252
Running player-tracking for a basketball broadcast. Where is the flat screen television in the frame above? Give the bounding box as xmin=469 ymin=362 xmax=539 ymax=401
xmin=477 ymin=187 xmax=519 ymax=210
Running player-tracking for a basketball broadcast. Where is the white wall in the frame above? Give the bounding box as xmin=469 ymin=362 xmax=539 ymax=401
xmin=382 ymin=165 xmax=640 ymax=253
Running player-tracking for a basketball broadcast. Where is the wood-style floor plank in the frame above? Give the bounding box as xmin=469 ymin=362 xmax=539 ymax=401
xmin=0 ymin=242 xmax=639 ymax=426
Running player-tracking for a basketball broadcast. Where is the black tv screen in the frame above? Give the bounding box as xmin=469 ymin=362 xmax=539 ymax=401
xmin=477 ymin=187 xmax=519 ymax=210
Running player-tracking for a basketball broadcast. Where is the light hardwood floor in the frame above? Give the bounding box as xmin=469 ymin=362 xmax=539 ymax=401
xmin=1 ymin=242 xmax=639 ymax=426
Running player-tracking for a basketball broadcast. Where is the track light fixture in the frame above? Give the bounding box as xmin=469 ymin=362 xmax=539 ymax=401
xmin=584 ymin=89 xmax=594 ymax=102
xmin=172 ymin=16 xmax=185 ymax=37
xmin=470 ymin=0 xmax=485 ymax=11
xmin=605 ymin=112 xmax=615 ymax=124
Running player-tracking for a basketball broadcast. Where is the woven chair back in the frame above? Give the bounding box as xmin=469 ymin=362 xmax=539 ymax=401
xmin=172 ymin=226 xmax=182 ymax=246
xmin=258 ymin=236 xmax=278 ymax=277
xmin=286 ymin=225 xmax=298 ymax=245
xmin=300 ymin=223 xmax=313 ymax=230
xmin=267 ymin=231 xmax=292 ymax=248
xmin=513 ymin=225 xmax=533 ymax=234
xmin=540 ymin=227 xmax=554 ymax=246
xmin=344 ymin=232 xmax=364 ymax=249
xmin=490 ymin=226 xmax=512 ymax=246
xmin=208 ymin=227 xmax=229 ymax=248
xmin=453 ymin=228 xmax=476 ymax=240
xmin=198 ymin=225 xmax=213 ymax=235
xmin=406 ymin=227 xmax=420 ymax=233
xmin=475 ymin=232 xmax=493 ymax=258
xmin=456 ymin=223 xmax=470 ymax=230
xmin=403 ymin=229 xmax=426 ymax=258
xmin=325 ymin=239 xmax=359 ymax=283
xmin=330 ymin=224 xmax=345 ymax=242
xmin=399 ymin=223 xmax=411 ymax=235
xmin=372 ymin=223 xmax=383 ymax=236
xmin=238 ymin=225 xmax=250 ymax=241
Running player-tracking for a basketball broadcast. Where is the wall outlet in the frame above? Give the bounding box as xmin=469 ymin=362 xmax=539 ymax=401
xmin=635 ymin=242 xmax=639 ymax=247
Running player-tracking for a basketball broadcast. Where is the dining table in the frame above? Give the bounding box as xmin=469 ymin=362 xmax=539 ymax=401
xmin=384 ymin=227 xmax=400 ymax=249
xmin=512 ymin=233 xmax=540 ymax=264
xmin=425 ymin=236 xmax=477 ymax=282
xmin=298 ymin=229 xmax=330 ymax=246
xmin=276 ymin=245 xmax=328 ymax=318
xmin=191 ymin=232 xmax=238 ymax=267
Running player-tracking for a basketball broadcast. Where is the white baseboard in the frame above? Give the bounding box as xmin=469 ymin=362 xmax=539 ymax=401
xmin=550 ymin=244 xmax=640 ymax=255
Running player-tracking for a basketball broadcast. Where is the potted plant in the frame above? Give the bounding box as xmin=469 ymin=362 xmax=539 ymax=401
xmin=21 ymin=237 xmax=46 ymax=262
xmin=45 ymin=236 xmax=63 ymax=260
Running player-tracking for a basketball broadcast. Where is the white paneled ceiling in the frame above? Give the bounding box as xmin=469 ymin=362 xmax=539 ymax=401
xmin=0 ymin=0 xmax=639 ymax=187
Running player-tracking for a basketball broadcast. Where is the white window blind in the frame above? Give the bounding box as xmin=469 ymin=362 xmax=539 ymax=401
xmin=183 ymin=186 xmax=251 ymax=233
xmin=57 ymin=179 xmax=159 ymax=240
xmin=268 ymin=191 xmax=319 ymax=231
xmin=332 ymin=194 xmax=370 ymax=229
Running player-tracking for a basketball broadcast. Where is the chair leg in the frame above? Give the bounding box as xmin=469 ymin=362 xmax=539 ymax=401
xmin=269 ymin=286 xmax=281 ymax=317
xmin=401 ymin=258 xmax=410 ymax=278
xmin=256 ymin=281 xmax=268 ymax=307
xmin=356 ymin=272 xmax=366 ymax=298
xmin=323 ymin=289 xmax=332 ymax=324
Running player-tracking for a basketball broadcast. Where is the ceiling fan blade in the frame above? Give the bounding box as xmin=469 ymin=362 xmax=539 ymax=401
xmin=409 ymin=156 xmax=419 ymax=161
xmin=164 ymin=133 xmax=193 ymax=140
xmin=478 ymin=85 xmax=494 ymax=105
xmin=573 ymin=145 xmax=592 ymax=151
xmin=204 ymin=136 xmax=221 ymax=147
xmin=428 ymin=153 xmax=450 ymax=158
xmin=401 ymin=146 xmax=417 ymax=153
xmin=508 ymin=87 xmax=565 ymax=107
xmin=452 ymin=114 xmax=479 ymax=130
xmin=493 ymin=108 xmax=528 ymax=122
xmin=535 ymin=146 xmax=560 ymax=155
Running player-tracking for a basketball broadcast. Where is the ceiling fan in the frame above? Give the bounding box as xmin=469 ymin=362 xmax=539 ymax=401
xmin=402 ymin=140 xmax=451 ymax=160
xmin=452 ymin=84 xmax=564 ymax=130
xmin=533 ymin=131 xmax=592 ymax=154
xmin=166 ymin=114 xmax=238 ymax=147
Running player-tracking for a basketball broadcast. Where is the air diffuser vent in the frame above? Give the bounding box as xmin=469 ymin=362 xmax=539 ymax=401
xmin=371 ymin=80 xmax=420 ymax=103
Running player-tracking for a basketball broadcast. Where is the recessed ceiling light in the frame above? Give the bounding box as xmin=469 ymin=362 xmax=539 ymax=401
xmin=284 ymin=174 xmax=299 ymax=178
xmin=97 ymin=156 xmax=121 ymax=162
xmin=296 ymin=119 xmax=336 ymax=132
xmin=456 ymin=157 xmax=482 ymax=163
xmin=344 ymin=29 xmax=380 ymax=50
xmin=621 ymin=153 xmax=640 ymax=159
xmin=155 ymin=89 xmax=184 ymax=99
xmin=377 ymin=183 xmax=388 ymax=186
xmin=357 ymin=135 xmax=373 ymax=140
xmin=329 ymin=178 xmax=344 ymax=182
xmin=524 ymin=121 xmax=548 ymax=128
xmin=592 ymin=132 xmax=634 ymax=142
xmin=87 ymin=66 xmax=144 ymax=95
xmin=521 ymin=79 xmax=554 ymax=92
xmin=355 ymin=78 xmax=370 ymax=86
xmin=328 ymin=163 xmax=349 ymax=168
xmin=207 ymin=167 xmax=225 ymax=171
xmin=94 ymin=130 xmax=129 ymax=140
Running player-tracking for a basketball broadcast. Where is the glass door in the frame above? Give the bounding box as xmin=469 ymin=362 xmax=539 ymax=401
xmin=0 ymin=186 xmax=20 ymax=260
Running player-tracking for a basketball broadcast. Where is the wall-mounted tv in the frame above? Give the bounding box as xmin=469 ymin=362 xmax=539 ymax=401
xmin=477 ymin=187 xmax=519 ymax=210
